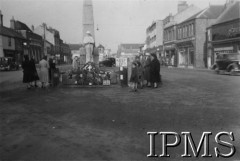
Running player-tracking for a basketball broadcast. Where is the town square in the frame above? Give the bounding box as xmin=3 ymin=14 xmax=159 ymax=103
xmin=0 ymin=0 xmax=240 ymax=160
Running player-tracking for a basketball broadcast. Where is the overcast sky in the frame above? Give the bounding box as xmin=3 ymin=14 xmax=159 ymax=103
xmin=1 ymin=0 xmax=226 ymax=52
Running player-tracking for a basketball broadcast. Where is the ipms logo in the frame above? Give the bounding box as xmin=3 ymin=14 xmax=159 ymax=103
xmin=147 ymin=132 xmax=235 ymax=158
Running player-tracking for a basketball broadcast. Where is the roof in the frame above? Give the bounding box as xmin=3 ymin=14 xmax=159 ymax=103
xmin=14 ymin=21 xmax=32 ymax=32
xmin=213 ymin=1 xmax=240 ymax=25
xmin=164 ymin=5 xmax=201 ymax=28
xmin=183 ymin=5 xmax=225 ymax=22
xmin=120 ymin=43 xmax=144 ymax=50
xmin=0 ymin=26 xmax=26 ymax=39
xmin=68 ymin=44 xmax=84 ymax=50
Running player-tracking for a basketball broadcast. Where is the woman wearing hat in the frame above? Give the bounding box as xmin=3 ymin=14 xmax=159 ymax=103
xmin=144 ymin=53 xmax=151 ymax=87
xmin=149 ymin=53 xmax=160 ymax=88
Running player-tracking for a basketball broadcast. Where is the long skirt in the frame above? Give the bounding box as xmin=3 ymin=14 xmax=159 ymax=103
xmin=39 ymin=69 xmax=49 ymax=83
xmin=23 ymin=70 xmax=33 ymax=83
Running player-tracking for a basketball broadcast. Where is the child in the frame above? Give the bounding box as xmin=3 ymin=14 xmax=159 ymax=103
xmin=130 ymin=62 xmax=138 ymax=92
xmin=136 ymin=61 xmax=144 ymax=89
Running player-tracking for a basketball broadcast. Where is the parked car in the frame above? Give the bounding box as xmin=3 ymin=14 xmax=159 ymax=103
xmin=99 ymin=58 xmax=116 ymax=67
xmin=211 ymin=53 xmax=240 ymax=75
xmin=0 ymin=57 xmax=20 ymax=71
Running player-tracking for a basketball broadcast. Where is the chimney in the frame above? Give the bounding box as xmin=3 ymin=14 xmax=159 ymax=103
xmin=178 ymin=1 xmax=188 ymax=13
xmin=0 ymin=10 xmax=3 ymax=26
xmin=10 ymin=16 xmax=15 ymax=29
xmin=31 ymin=25 xmax=34 ymax=31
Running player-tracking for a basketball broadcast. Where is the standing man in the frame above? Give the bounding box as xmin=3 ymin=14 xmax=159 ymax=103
xmin=83 ymin=31 xmax=95 ymax=63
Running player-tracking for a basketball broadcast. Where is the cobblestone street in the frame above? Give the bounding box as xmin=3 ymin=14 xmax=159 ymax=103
xmin=1 ymin=68 xmax=240 ymax=160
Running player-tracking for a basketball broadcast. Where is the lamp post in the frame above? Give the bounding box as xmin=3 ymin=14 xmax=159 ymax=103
xmin=157 ymin=48 xmax=160 ymax=60
xmin=23 ymin=42 xmax=28 ymax=57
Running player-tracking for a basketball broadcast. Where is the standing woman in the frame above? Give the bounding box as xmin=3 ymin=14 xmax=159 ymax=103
xmin=39 ymin=56 xmax=49 ymax=88
xmin=22 ymin=55 xmax=33 ymax=89
xmin=144 ymin=53 xmax=151 ymax=87
xmin=149 ymin=53 xmax=160 ymax=88
xmin=30 ymin=56 xmax=39 ymax=87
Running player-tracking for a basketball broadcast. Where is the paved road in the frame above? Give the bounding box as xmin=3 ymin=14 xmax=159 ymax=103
xmin=0 ymin=68 xmax=240 ymax=161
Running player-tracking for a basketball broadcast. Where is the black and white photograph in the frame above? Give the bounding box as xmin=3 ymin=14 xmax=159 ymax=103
xmin=0 ymin=0 xmax=240 ymax=160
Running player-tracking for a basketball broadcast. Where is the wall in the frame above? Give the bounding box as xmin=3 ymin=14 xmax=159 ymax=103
xmin=156 ymin=20 xmax=164 ymax=46
xmin=2 ymin=36 xmax=15 ymax=50
xmin=0 ymin=35 xmax=4 ymax=57
xmin=195 ymin=19 xmax=216 ymax=68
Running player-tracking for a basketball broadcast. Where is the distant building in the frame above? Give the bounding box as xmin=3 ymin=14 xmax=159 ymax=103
xmin=146 ymin=20 xmax=164 ymax=58
xmin=34 ymin=23 xmax=55 ymax=56
xmin=97 ymin=44 xmax=105 ymax=61
xmin=61 ymin=42 xmax=71 ymax=63
xmin=176 ymin=5 xmax=224 ymax=68
xmin=69 ymin=44 xmax=84 ymax=59
xmin=10 ymin=18 xmax=43 ymax=62
xmin=163 ymin=2 xmax=201 ymax=66
xmin=104 ymin=48 xmax=111 ymax=58
xmin=0 ymin=11 xmax=26 ymax=63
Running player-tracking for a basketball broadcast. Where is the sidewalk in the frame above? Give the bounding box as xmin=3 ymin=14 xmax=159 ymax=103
xmin=162 ymin=65 xmax=213 ymax=73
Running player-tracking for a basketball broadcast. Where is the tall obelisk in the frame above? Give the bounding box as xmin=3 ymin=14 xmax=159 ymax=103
xmin=82 ymin=0 xmax=95 ymax=40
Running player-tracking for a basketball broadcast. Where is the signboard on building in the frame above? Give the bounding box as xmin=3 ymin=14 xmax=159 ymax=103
xmin=116 ymin=58 xmax=128 ymax=67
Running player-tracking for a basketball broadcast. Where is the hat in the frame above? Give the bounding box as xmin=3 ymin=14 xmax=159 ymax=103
xmin=86 ymin=31 xmax=91 ymax=34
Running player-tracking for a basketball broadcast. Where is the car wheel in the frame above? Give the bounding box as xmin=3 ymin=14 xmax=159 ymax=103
xmin=230 ymin=68 xmax=235 ymax=76
xmin=215 ymin=67 xmax=220 ymax=74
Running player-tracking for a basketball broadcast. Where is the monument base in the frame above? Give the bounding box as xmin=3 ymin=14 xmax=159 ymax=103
xmin=62 ymin=62 xmax=112 ymax=86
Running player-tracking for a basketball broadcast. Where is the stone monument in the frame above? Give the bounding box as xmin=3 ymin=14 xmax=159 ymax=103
xmin=81 ymin=0 xmax=99 ymax=66
xmin=82 ymin=0 xmax=95 ymax=39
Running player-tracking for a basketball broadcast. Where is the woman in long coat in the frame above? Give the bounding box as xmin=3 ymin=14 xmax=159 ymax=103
xmin=144 ymin=54 xmax=151 ymax=87
xmin=39 ymin=56 xmax=49 ymax=88
xmin=22 ymin=55 xmax=33 ymax=89
xmin=30 ymin=57 xmax=39 ymax=87
xmin=149 ymin=53 xmax=160 ymax=88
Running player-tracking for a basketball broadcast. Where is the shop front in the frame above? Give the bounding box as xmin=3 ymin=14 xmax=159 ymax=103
xmin=211 ymin=19 xmax=240 ymax=64
xmin=176 ymin=41 xmax=195 ymax=68
xmin=164 ymin=44 xmax=177 ymax=66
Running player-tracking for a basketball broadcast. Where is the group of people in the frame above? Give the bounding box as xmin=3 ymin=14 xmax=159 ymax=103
xmin=130 ymin=53 xmax=161 ymax=92
xmin=22 ymin=55 xmax=56 ymax=89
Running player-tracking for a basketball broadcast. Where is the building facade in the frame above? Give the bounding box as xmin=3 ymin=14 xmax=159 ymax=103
xmin=0 ymin=11 xmax=26 ymax=63
xmin=34 ymin=23 xmax=55 ymax=56
xmin=208 ymin=1 xmax=240 ymax=67
xmin=163 ymin=2 xmax=201 ymax=66
xmin=11 ymin=19 xmax=43 ymax=62
xmin=176 ymin=5 xmax=224 ymax=68
xmin=146 ymin=20 xmax=164 ymax=58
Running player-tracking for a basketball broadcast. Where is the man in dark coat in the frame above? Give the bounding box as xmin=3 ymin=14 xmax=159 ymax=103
xmin=49 ymin=56 xmax=56 ymax=85
xmin=149 ymin=53 xmax=161 ymax=88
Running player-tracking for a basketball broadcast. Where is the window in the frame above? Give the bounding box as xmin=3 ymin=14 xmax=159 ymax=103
xmin=180 ymin=28 xmax=182 ymax=39
xmin=189 ymin=25 xmax=192 ymax=36
xmin=191 ymin=24 xmax=194 ymax=36
xmin=172 ymin=30 xmax=175 ymax=40
xmin=8 ymin=37 xmax=11 ymax=46
xmin=183 ymin=26 xmax=185 ymax=38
